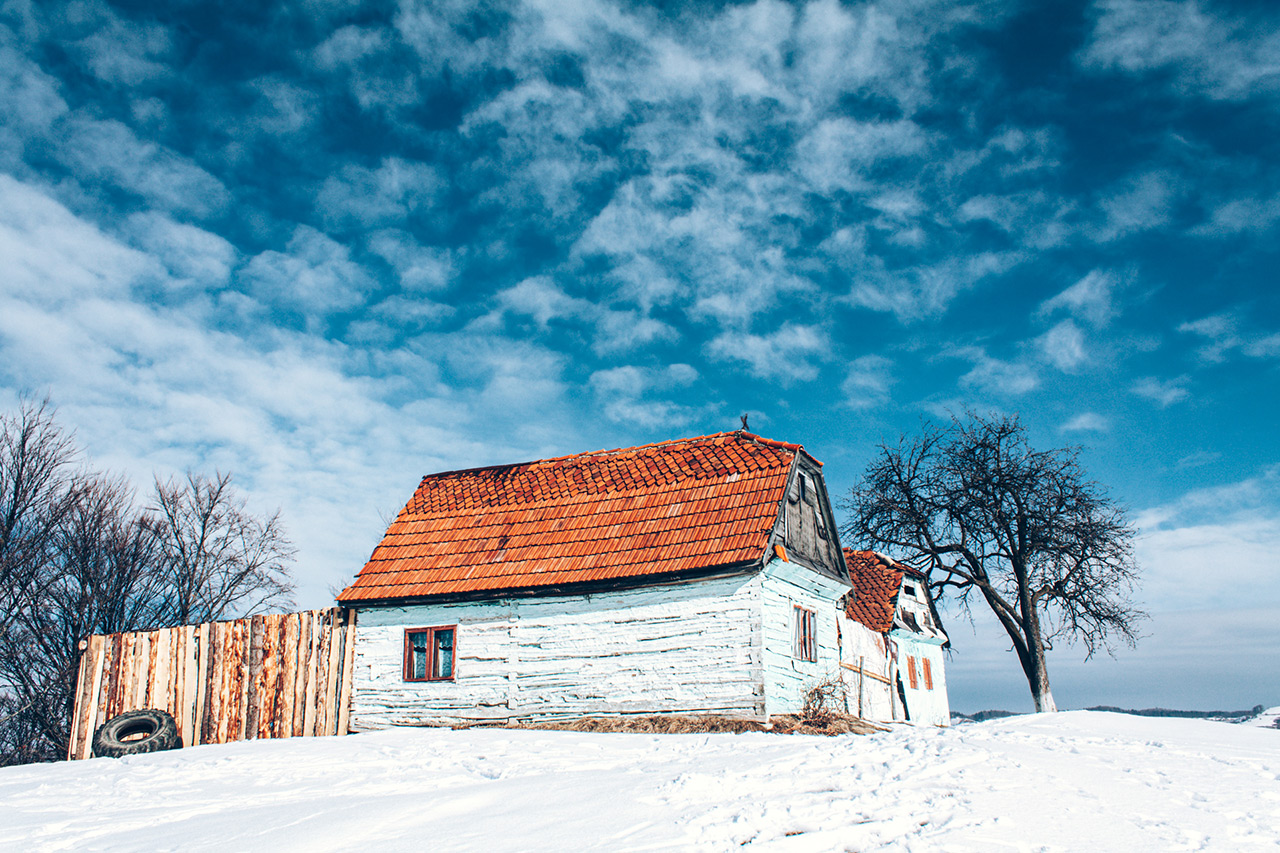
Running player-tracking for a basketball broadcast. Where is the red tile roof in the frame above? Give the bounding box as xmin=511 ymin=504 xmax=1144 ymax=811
xmin=338 ymin=432 xmax=808 ymax=603
xmin=843 ymin=550 xmax=905 ymax=632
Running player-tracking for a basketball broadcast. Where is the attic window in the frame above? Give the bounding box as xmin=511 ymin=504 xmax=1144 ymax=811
xmin=404 ymin=626 xmax=456 ymax=682
xmin=793 ymin=606 xmax=817 ymax=662
xmin=902 ymin=584 xmax=917 ymax=598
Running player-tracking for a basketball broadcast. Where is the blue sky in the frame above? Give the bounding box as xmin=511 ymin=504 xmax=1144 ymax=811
xmin=1 ymin=0 xmax=1276 ymax=712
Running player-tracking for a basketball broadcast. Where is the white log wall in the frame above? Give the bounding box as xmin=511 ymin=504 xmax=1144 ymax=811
xmin=350 ymin=572 xmax=767 ymax=728
xmin=759 ymin=557 xmax=850 ymax=716
xmin=895 ymin=635 xmax=951 ymax=726
xmin=837 ymin=616 xmax=896 ymax=723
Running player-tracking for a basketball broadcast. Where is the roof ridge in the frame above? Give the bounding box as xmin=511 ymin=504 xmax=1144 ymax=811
xmin=417 ymin=430 xmax=804 ymax=482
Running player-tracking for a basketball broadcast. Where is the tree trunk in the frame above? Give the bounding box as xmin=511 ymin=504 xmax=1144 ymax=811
xmin=1024 ymin=633 xmax=1058 ymax=713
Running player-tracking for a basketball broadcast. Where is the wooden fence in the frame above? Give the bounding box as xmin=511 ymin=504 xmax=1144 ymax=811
xmin=68 ymin=608 xmax=357 ymax=760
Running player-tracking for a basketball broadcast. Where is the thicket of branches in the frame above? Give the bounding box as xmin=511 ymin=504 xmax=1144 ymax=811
xmin=0 ymin=399 xmax=294 ymax=765
xmin=843 ymin=412 xmax=1145 ymax=713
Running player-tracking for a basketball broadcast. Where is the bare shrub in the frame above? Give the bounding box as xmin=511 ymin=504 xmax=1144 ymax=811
xmin=800 ymin=675 xmax=847 ymax=728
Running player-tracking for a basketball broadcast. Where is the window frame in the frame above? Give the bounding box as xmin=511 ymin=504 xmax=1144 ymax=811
xmin=402 ymin=625 xmax=457 ymax=682
xmin=793 ymin=605 xmax=817 ymax=662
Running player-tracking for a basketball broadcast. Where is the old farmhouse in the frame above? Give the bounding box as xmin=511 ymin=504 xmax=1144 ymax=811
xmin=838 ymin=550 xmax=951 ymax=726
xmin=336 ymin=431 xmax=854 ymax=727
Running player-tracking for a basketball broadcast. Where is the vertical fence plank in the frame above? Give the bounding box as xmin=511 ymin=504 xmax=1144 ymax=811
xmin=336 ymin=610 xmax=357 ymax=737
xmin=319 ymin=609 xmax=335 ymax=735
xmin=194 ymin=622 xmax=211 ymax=746
xmin=105 ymin=632 xmax=124 ymax=722
xmin=261 ymin=614 xmax=283 ymax=739
xmin=179 ymin=625 xmax=196 ymax=746
xmin=278 ymin=614 xmax=298 ymax=738
xmin=236 ymin=618 xmax=252 ymax=742
xmin=66 ymin=642 xmax=89 ymax=761
xmin=292 ymin=610 xmax=311 ymax=737
xmin=203 ymin=621 xmax=223 ymax=745
xmin=83 ymin=636 xmax=108 ymax=759
xmin=302 ymin=611 xmax=320 ymax=737
xmin=246 ymin=616 xmax=263 ymax=740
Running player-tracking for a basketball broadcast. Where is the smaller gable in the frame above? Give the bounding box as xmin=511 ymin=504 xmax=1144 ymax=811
xmin=842 ymin=549 xmax=904 ymax=633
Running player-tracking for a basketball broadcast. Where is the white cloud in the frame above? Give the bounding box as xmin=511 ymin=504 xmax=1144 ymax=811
xmin=0 ymin=174 xmax=158 ymax=301
xmin=366 ymin=230 xmax=454 ymax=292
xmin=1191 ymin=193 xmax=1280 ymax=237
xmin=1091 ymin=170 xmax=1178 ymax=242
xmin=248 ymin=76 xmax=318 ymax=137
xmin=1060 ymin=412 xmax=1109 ymax=433
xmin=1079 ymin=0 xmax=1280 ymax=101
xmin=1247 ymin=334 xmax=1280 ymax=358
xmin=240 ymin=226 xmax=374 ymax=322
xmin=1175 ymin=311 xmax=1280 ymax=364
xmin=1178 ymin=312 xmax=1239 ymax=363
xmin=58 ymin=116 xmax=231 ymax=218
xmin=1134 ymin=466 xmax=1280 ymax=611
xmin=588 ymin=363 xmax=701 ymax=428
xmin=956 ymin=348 xmax=1040 ymax=396
xmin=481 ymin=276 xmax=676 ymax=354
xmin=849 ymin=252 xmax=1025 ymax=323
xmin=1039 ymin=270 xmax=1119 ymax=327
xmin=69 ymin=15 xmax=172 ymax=86
xmin=489 ymin=276 xmax=591 ymax=328
xmin=841 ymin=355 xmax=894 ymax=410
xmin=124 ymin=212 xmax=237 ymax=289
xmin=1175 ymin=450 xmax=1221 ymax=470
xmin=955 ymin=190 xmax=1074 ymax=249
xmin=0 ymin=39 xmax=68 ymax=140
xmin=1132 ymin=375 xmax=1190 ymax=407
xmin=315 ymin=158 xmax=444 ymax=232
xmin=705 ymin=324 xmax=828 ymax=384
xmin=794 ymin=118 xmax=929 ymax=194
xmin=1038 ymin=320 xmax=1087 ymax=372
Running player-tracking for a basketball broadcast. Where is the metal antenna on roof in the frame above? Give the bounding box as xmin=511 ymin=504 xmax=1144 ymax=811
xmin=740 ymin=413 xmax=749 ymax=431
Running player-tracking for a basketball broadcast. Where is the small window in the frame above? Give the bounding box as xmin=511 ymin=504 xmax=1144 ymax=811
xmin=902 ymin=584 xmax=917 ymax=598
xmin=922 ymin=657 xmax=934 ymax=691
xmin=906 ymin=655 xmax=919 ymax=690
xmin=404 ymin=626 xmax=456 ymax=681
xmin=794 ymin=606 xmax=817 ymax=662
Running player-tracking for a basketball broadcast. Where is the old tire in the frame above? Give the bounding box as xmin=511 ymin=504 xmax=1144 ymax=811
xmin=92 ymin=709 xmax=180 ymax=758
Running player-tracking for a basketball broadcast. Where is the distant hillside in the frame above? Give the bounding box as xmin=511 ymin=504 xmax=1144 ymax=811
xmin=954 ymin=705 xmax=1269 ymax=725
xmin=1085 ymin=705 xmax=1266 ymax=723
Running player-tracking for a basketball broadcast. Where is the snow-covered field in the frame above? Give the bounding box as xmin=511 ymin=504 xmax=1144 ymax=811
xmin=1 ymin=710 xmax=1276 ymax=852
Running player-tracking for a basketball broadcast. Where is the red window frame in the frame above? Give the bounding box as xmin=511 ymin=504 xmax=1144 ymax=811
xmin=922 ymin=657 xmax=934 ymax=691
xmin=403 ymin=625 xmax=457 ymax=682
xmin=907 ymin=655 xmax=919 ymax=690
xmin=794 ymin=606 xmax=817 ymax=662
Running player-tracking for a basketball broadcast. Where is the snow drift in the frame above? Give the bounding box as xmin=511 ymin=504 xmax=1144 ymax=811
xmin=1 ymin=710 xmax=1276 ymax=852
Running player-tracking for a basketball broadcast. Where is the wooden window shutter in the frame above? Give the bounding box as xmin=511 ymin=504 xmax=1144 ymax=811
xmin=922 ymin=657 xmax=933 ymax=691
xmin=907 ymin=655 xmax=918 ymax=690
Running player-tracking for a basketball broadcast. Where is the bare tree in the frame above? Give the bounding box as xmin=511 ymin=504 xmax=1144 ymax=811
xmin=0 ymin=475 xmax=162 ymax=764
xmin=151 ymin=472 xmax=295 ymax=625
xmin=0 ymin=398 xmax=78 ymax=644
xmin=843 ymin=412 xmax=1144 ymax=712
xmin=0 ymin=401 xmax=298 ymax=765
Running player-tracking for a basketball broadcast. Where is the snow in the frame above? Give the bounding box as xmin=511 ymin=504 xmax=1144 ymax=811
xmin=1 ymin=712 xmax=1277 ymax=852
xmin=1249 ymin=706 xmax=1280 ymax=729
